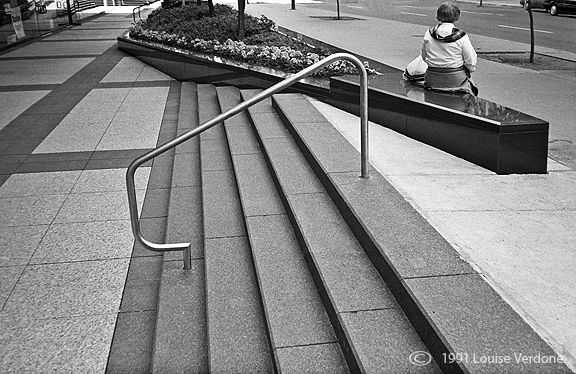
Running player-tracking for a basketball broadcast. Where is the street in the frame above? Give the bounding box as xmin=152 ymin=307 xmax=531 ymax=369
xmin=301 ymin=0 xmax=576 ymax=53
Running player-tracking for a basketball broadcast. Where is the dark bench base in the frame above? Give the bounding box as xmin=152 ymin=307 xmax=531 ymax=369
xmin=329 ymin=74 xmax=549 ymax=175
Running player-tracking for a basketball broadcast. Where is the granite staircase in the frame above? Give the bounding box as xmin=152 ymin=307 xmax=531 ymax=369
xmin=147 ymin=82 xmax=570 ymax=374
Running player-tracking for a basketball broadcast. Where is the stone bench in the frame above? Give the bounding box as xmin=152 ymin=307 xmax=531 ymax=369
xmin=328 ymin=73 xmax=549 ymax=175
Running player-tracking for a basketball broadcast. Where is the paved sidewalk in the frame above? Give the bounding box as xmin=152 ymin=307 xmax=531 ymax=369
xmin=0 ymin=5 xmax=171 ymax=372
xmin=0 ymin=1 xmax=575 ymax=372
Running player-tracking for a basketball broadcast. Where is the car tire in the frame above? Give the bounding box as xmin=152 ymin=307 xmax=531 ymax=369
xmin=550 ymin=3 xmax=559 ymax=15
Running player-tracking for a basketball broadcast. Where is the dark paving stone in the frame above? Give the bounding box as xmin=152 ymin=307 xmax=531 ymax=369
xmin=1 ymin=126 xmax=26 ymax=140
xmin=16 ymin=159 xmax=89 ymax=173
xmin=106 ymin=310 xmax=156 ymax=374
xmin=202 ymin=169 xmax=246 ymax=239
xmin=291 ymin=120 xmax=364 ymax=174
xmin=247 ymin=214 xmax=336 ymax=348
xmin=175 ymin=109 xmax=198 ymax=132
xmin=339 ymin=308 xmax=441 ymax=373
xmin=119 ymin=256 xmax=163 ymax=312
xmin=273 ymin=94 xmax=329 ymax=123
xmin=248 ymin=111 xmax=291 ymax=139
xmin=165 ymin=186 xmax=203 ymax=260
xmin=140 ymin=187 xmax=170 ymax=219
xmin=152 ymin=260 xmax=208 ymax=374
xmin=1 ymin=137 xmax=43 ymax=155
xmin=199 ymin=120 xmax=227 ymax=140
xmin=263 ymin=137 xmax=324 ymax=195
xmin=200 ymin=138 xmax=233 ymax=171
xmin=232 ymin=153 xmax=285 ymax=217
xmin=174 ymin=136 xmax=200 ymax=155
xmin=328 ymin=171 xmax=475 ymax=288
xmin=402 ymin=274 xmax=572 ymax=373
xmin=241 ymin=89 xmax=276 ymax=113
xmin=225 ymin=120 xmax=261 ymax=155
xmin=132 ymin=217 xmax=166 ymax=258
xmin=287 ymin=192 xmax=397 ymax=313
xmin=146 ymin=164 xmax=173 ymax=190
xmin=172 ymin=152 xmax=201 ymax=187
xmin=205 ymin=236 xmax=273 ymax=373
xmin=275 ymin=343 xmax=349 ymax=374
xmin=24 ymin=151 xmax=92 ymax=163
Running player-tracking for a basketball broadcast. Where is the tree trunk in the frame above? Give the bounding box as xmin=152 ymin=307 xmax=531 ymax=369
xmin=208 ymin=0 xmax=214 ymax=16
xmin=238 ymin=0 xmax=245 ymax=40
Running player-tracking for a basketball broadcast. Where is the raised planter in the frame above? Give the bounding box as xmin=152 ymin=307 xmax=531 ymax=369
xmin=118 ymin=32 xmax=549 ymax=175
xmin=117 ymin=33 xmax=330 ymax=98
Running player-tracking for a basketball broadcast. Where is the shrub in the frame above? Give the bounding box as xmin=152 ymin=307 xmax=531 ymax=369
xmin=129 ymin=3 xmax=377 ymax=77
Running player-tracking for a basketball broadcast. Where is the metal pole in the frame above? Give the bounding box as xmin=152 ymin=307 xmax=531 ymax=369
xmin=291 ymin=0 xmax=295 ymax=10
xmin=359 ymin=64 xmax=369 ymax=178
xmin=66 ymin=0 xmax=73 ymax=24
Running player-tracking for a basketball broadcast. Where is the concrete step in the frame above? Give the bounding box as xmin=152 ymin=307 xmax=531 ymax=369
xmin=151 ymin=82 xmax=207 ymax=373
xmin=198 ymin=84 xmax=273 ymax=373
xmin=149 ymin=82 xmax=570 ymax=373
xmin=216 ymin=85 xmax=349 ymax=373
xmin=240 ymin=89 xmax=440 ymax=373
xmin=271 ymin=94 xmax=572 ymax=374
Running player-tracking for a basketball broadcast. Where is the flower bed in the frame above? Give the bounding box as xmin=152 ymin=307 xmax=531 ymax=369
xmin=128 ymin=3 xmax=378 ymax=77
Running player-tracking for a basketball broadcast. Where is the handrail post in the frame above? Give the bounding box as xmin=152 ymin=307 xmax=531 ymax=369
xmin=359 ymin=61 xmax=369 ymax=179
xmin=183 ymin=246 xmax=191 ymax=270
xmin=126 ymin=52 xmax=370 ymax=269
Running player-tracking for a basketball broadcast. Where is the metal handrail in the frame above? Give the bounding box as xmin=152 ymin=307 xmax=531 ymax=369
xmin=126 ymin=52 xmax=369 ymax=270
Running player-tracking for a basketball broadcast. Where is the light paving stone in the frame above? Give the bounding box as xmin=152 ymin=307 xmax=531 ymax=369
xmin=0 ymin=58 xmax=93 ymax=76
xmin=30 ymin=220 xmax=134 ymax=264
xmin=46 ymin=29 xmax=123 ymax=40
xmin=387 ymin=171 xmax=576 ymax=212
xmin=101 ymin=57 xmax=145 ymax=83
xmin=71 ymin=167 xmax=150 ymax=194
xmin=0 ymin=194 xmax=68 ymax=227
xmin=0 ymin=266 xmax=25 ymax=310
xmin=0 ymin=91 xmax=50 ymax=130
xmin=0 ymin=225 xmax=50 ymax=267
xmin=53 ymin=190 xmax=145 ymax=224
xmin=0 ymin=259 xmax=129 ymax=319
xmin=0 ymin=40 xmax=114 ymax=58
xmin=96 ymin=106 xmax=165 ymax=151
xmin=123 ymin=86 xmax=170 ymax=102
xmin=309 ymin=97 xmax=491 ymax=176
xmin=33 ymin=111 xmax=117 ymax=154
xmin=139 ymin=65 xmax=172 ymax=81
xmin=275 ymin=343 xmax=349 ymax=374
xmin=429 ymin=209 xmax=576 ymax=366
xmin=0 ymin=58 xmax=93 ymax=86
xmin=0 ymin=313 xmax=117 ymax=373
xmin=83 ymin=88 xmax=131 ymax=103
xmin=0 ymin=171 xmax=81 ymax=198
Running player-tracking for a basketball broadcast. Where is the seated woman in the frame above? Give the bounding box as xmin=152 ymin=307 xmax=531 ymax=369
xmin=421 ymin=2 xmax=478 ymax=96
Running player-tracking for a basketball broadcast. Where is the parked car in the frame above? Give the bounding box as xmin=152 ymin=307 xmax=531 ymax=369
xmin=544 ymin=0 xmax=576 ymax=15
xmin=520 ymin=0 xmax=547 ymax=9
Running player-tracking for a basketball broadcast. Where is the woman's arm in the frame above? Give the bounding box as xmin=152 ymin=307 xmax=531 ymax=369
xmin=461 ymin=35 xmax=477 ymax=72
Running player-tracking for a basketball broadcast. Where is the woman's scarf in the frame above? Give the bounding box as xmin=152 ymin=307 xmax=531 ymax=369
xmin=429 ymin=24 xmax=467 ymax=43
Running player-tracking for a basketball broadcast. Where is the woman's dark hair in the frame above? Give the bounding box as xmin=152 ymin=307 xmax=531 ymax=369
xmin=436 ymin=2 xmax=460 ymax=22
